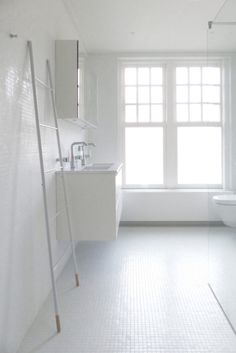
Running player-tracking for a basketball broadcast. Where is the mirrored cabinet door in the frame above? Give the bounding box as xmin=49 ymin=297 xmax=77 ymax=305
xmin=55 ymin=40 xmax=79 ymax=120
xmin=55 ymin=40 xmax=98 ymax=127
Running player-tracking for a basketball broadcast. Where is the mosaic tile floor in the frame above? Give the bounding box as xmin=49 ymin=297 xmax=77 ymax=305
xmin=18 ymin=227 xmax=236 ymax=353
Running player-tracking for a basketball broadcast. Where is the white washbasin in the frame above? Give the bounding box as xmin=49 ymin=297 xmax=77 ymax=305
xmin=83 ymin=163 xmax=114 ymax=171
xmin=57 ymin=162 xmax=123 ymax=175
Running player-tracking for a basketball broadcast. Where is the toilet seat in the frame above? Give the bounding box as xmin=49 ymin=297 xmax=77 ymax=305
xmin=213 ymin=194 xmax=236 ymax=206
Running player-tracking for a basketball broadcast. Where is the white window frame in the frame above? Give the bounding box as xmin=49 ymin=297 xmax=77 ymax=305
xmin=120 ymin=60 xmax=167 ymax=189
xmin=119 ymin=57 xmax=228 ymax=190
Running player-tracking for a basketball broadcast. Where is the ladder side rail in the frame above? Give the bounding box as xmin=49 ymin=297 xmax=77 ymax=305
xmin=46 ymin=59 xmax=79 ymax=287
xmin=27 ymin=41 xmax=61 ymax=333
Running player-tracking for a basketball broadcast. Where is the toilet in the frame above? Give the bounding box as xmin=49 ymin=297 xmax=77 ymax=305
xmin=213 ymin=194 xmax=236 ymax=227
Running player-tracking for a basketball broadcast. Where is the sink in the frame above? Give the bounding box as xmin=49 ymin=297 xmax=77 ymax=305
xmin=83 ymin=163 xmax=114 ymax=171
xmin=57 ymin=162 xmax=122 ymax=174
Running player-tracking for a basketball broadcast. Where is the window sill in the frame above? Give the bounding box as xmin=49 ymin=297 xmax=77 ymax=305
xmin=122 ymin=188 xmax=229 ymax=193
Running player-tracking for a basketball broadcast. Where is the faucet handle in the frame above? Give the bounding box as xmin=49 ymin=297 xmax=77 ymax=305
xmin=87 ymin=142 xmax=96 ymax=147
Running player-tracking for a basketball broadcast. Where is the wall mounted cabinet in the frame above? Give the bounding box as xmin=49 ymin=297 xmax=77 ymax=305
xmin=55 ymin=40 xmax=97 ymax=128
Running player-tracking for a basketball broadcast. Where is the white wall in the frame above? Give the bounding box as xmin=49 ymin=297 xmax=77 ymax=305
xmin=230 ymin=56 xmax=236 ymax=190
xmin=122 ymin=190 xmax=223 ymax=222
xmin=88 ymin=53 xmax=236 ymax=222
xmin=88 ymin=55 xmax=119 ymax=163
xmin=0 ymin=1 xmax=85 ymax=352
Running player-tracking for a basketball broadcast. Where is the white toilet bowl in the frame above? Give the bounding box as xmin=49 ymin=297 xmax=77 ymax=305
xmin=213 ymin=194 xmax=236 ymax=227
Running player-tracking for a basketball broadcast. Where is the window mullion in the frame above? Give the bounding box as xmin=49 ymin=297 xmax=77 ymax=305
xmin=165 ymin=62 xmax=177 ymax=188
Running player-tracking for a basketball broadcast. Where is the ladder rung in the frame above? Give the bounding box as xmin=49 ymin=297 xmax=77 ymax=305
xmin=51 ymin=208 xmax=67 ymax=221
xmin=35 ymin=77 xmax=54 ymax=91
xmin=44 ymin=168 xmax=56 ymax=174
xmin=39 ymin=123 xmax=58 ymax=130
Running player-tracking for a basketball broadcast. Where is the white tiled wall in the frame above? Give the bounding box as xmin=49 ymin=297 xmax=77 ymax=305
xmin=0 ymin=1 xmax=86 ymax=352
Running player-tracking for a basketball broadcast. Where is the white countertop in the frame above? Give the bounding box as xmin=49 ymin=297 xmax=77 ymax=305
xmin=56 ymin=162 xmax=123 ymax=175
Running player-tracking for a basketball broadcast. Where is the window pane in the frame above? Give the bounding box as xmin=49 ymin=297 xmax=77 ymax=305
xmin=202 ymin=67 xmax=220 ymax=84
xmin=189 ymin=104 xmax=201 ymax=122
xmin=125 ymin=127 xmax=163 ymax=185
xmin=189 ymin=86 xmax=201 ymax=103
xmin=202 ymin=86 xmax=220 ymax=103
xmin=151 ymin=67 xmax=162 ymax=85
xmin=176 ymin=86 xmax=188 ymax=103
xmin=151 ymin=87 xmax=163 ymax=103
xmin=176 ymin=67 xmax=188 ymax=84
xmin=125 ymin=68 xmax=136 ymax=85
xmin=138 ymin=105 xmax=150 ymax=122
xmin=203 ymin=104 xmax=221 ymax=122
xmin=138 ymin=67 xmax=149 ymax=85
xmin=178 ymin=127 xmax=222 ymax=184
xmin=125 ymin=87 xmax=137 ymax=103
xmin=177 ymin=104 xmax=188 ymax=122
xmin=151 ymin=105 xmax=163 ymax=122
xmin=138 ymin=87 xmax=149 ymax=103
xmin=125 ymin=105 xmax=137 ymax=122
xmin=189 ymin=67 xmax=201 ymax=84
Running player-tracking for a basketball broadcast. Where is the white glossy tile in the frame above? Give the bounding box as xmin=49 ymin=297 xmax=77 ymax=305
xmin=0 ymin=2 xmax=87 ymax=350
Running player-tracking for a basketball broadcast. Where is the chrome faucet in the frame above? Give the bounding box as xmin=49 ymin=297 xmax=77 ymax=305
xmin=70 ymin=142 xmax=87 ymax=169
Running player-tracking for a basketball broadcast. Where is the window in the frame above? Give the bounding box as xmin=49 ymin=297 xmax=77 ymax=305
xmin=176 ymin=65 xmax=222 ymax=186
xmin=176 ymin=66 xmax=221 ymax=123
xmin=121 ymin=61 xmax=223 ymax=188
xmin=123 ymin=66 xmax=165 ymax=186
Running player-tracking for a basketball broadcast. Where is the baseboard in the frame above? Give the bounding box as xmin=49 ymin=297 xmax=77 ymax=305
xmin=53 ymin=245 xmax=72 ymax=279
xmin=120 ymin=221 xmax=223 ymax=227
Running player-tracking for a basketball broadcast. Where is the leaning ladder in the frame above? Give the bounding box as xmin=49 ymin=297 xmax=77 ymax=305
xmin=27 ymin=41 xmax=79 ymax=333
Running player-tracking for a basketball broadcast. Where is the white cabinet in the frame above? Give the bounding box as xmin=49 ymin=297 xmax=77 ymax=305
xmin=55 ymin=40 xmax=98 ymax=127
xmin=56 ymin=166 xmax=122 ymax=241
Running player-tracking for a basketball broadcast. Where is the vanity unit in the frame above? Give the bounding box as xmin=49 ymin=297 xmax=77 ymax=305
xmin=56 ymin=163 xmax=123 ymax=241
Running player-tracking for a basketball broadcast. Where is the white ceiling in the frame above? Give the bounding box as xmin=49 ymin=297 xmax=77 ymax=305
xmin=66 ymin=0 xmax=236 ymax=53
